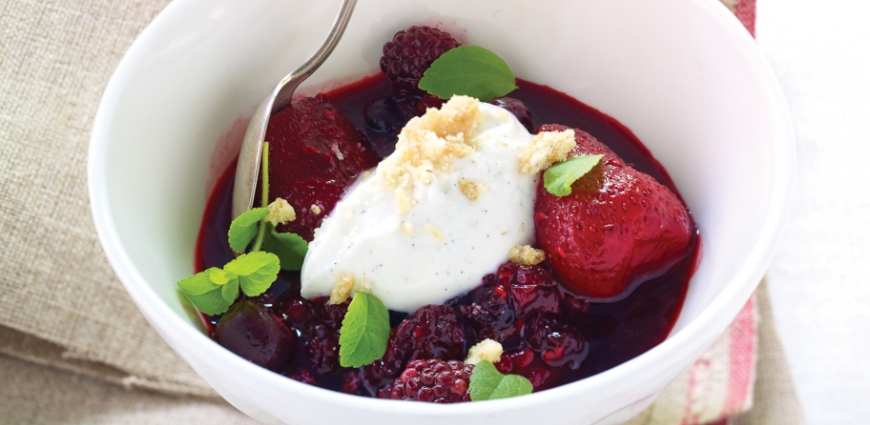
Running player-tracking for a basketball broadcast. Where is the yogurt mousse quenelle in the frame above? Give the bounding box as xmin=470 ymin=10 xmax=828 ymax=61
xmin=302 ymin=97 xmax=542 ymax=312
xmin=184 ymin=25 xmax=699 ymax=403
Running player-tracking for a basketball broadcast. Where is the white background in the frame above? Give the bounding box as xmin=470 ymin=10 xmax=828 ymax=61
xmin=757 ymin=0 xmax=870 ymax=423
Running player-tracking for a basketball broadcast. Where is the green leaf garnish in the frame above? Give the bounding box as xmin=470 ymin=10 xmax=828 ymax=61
xmin=543 ymin=154 xmax=604 ymax=197
xmin=418 ymin=45 xmax=518 ymax=102
xmin=469 ymin=360 xmax=533 ymax=401
xmin=177 ymin=141 xmax=308 ymax=317
xmin=220 ymin=278 xmax=239 ymax=304
xmin=178 ymin=268 xmax=221 ymax=296
xmin=228 ymin=207 xmax=270 ymax=253
xmin=177 ymin=269 xmax=231 ymax=315
xmin=224 ymin=251 xmax=280 ymax=297
xmin=339 ymin=292 xmax=390 ymax=368
xmin=177 ymin=252 xmax=279 ymax=314
xmin=261 ymin=225 xmax=308 ymax=271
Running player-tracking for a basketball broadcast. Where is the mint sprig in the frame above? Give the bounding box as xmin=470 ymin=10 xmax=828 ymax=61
xmin=543 ymin=154 xmax=604 ymax=197
xmin=228 ymin=208 xmax=270 ymax=252
xmin=338 ymin=292 xmax=390 ymax=368
xmin=419 ymin=45 xmax=518 ymax=102
xmin=469 ymin=360 xmax=533 ymax=401
xmin=178 ymin=141 xmax=308 ymax=316
xmin=177 ymin=252 xmax=280 ymax=315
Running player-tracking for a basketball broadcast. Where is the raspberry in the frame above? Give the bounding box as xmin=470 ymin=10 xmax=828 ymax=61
xmin=378 ymin=359 xmax=473 ymax=403
xmin=379 ymin=26 xmax=460 ymax=95
xmin=363 ymin=305 xmax=466 ymax=394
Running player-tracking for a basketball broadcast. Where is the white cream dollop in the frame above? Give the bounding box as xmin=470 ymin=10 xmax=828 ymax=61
xmin=300 ymin=99 xmax=538 ymax=312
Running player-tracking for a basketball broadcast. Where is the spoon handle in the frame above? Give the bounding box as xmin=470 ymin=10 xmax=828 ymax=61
xmin=232 ymin=0 xmax=357 ymax=219
xmin=274 ymin=0 xmax=358 ymax=108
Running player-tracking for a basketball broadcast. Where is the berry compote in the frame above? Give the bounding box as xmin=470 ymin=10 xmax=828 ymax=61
xmin=194 ymin=73 xmax=699 ymax=398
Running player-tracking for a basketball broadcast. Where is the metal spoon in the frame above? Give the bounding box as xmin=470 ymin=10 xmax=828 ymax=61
xmin=232 ymin=0 xmax=357 ymax=219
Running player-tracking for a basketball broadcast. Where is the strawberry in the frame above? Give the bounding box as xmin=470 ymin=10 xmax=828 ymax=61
xmin=533 ymin=124 xmax=693 ymax=300
xmin=265 ymin=95 xmax=380 ymax=241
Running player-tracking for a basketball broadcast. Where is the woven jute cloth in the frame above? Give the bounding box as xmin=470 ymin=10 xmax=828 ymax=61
xmin=0 ymin=0 xmax=801 ymax=423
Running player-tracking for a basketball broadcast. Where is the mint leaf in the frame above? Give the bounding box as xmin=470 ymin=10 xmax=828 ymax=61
xmin=469 ymin=360 xmax=533 ymax=401
xmin=177 ymin=268 xmax=234 ymax=315
xmin=261 ymin=225 xmax=308 ymax=271
xmin=419 ymin=45 xmax=517 ymax=102
xmin=208 ymin=268 xmax=234 ymax=285
xmin=339 ymin=292 xmax=390 ymax=368
xmin=178 ymin=269 xmax=221 ymax=296
xmin=543 ymin=154 xmax=604 ymax=197
xmin=224 ymin=251 xmax=280 ymax=297
xmin=221 ymin=278 xmax=239 ymax=304
xmin=228 ymin=207 xmax=270 ymax=252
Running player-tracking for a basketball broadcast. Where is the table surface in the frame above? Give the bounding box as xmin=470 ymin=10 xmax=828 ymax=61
xmin=756 ymin=0 xmax=870 ymax=423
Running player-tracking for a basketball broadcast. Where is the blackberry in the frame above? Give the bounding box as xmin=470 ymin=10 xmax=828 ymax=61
xmin=378 ymin=359 xmax=473 ymax=403
xmin=379 ymin=26 xmax=460 ymax=95
xmin=524 ymin=313 xmax=587 ymax=369
xmin=461 ymin=275 xmax=517 ymax=343
xmin=495 ymin=346 xmax=560 ymax=391
xmin=491 ymin=97 xmax=534 ymax=132
xmin=363 ymin=304 xmax=466 ymax=394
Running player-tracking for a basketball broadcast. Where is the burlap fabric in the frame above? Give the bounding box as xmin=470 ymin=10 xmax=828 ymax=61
xmin=0 ymin=0 xmax=801 ymax=423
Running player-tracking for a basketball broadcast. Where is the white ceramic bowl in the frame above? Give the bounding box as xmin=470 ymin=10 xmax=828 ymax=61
xmin=88 ymin=0 xmax=793 ymax=423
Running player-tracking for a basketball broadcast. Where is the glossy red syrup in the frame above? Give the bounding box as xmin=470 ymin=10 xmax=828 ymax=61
xmin=194 ymin=73 xmax=699 ymax=395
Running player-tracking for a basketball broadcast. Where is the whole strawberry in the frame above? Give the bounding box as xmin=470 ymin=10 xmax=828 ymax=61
xmin=378 ymin=359 xmax=473 ymax=403
xmin=265 ymin=95 xmax=380 ymax=241
xmin=379 ymin=26 xmax=460 ymax=95
xmin=533 ymin=125 xmax=694 ymax=300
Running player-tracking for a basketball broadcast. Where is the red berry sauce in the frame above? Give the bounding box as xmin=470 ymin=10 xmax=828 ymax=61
xmin=194 ymin=73 xmax=699 ymax=397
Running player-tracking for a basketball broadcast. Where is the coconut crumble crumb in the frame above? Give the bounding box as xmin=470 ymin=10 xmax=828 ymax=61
xmin=518 ymin=129 xmax=576 ymax=174
xmin=265 ymin=198 xmax=296 ymax=226
xmin=458 ymin=178 xmax=488 ymax=201
xmin=402 ymin=221 xmax=414 ymax=236
xmin=331 ymin=144 xmax=345 ymax=160
xmin=311 ymin=204 xmax=322 ymax=215
xmin=508 ymin=245 xmax=546 ymax=266
xmin=465 ymin=339 xmax=504 ymax=365
xmin=377 ymin=95 xmax=482 ymax=213
xmin=328 ymin=273 xmax=355 ymax=305
xmin=425 ymin=223 xmax=446 ymax=245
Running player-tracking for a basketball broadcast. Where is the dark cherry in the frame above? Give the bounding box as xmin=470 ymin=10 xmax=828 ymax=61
xmin=214 ymin=300 xmax=297 ymax=373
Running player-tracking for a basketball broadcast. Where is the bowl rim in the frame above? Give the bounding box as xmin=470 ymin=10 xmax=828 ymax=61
xmin=88 ymin=0 xmax=795 ymax=415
